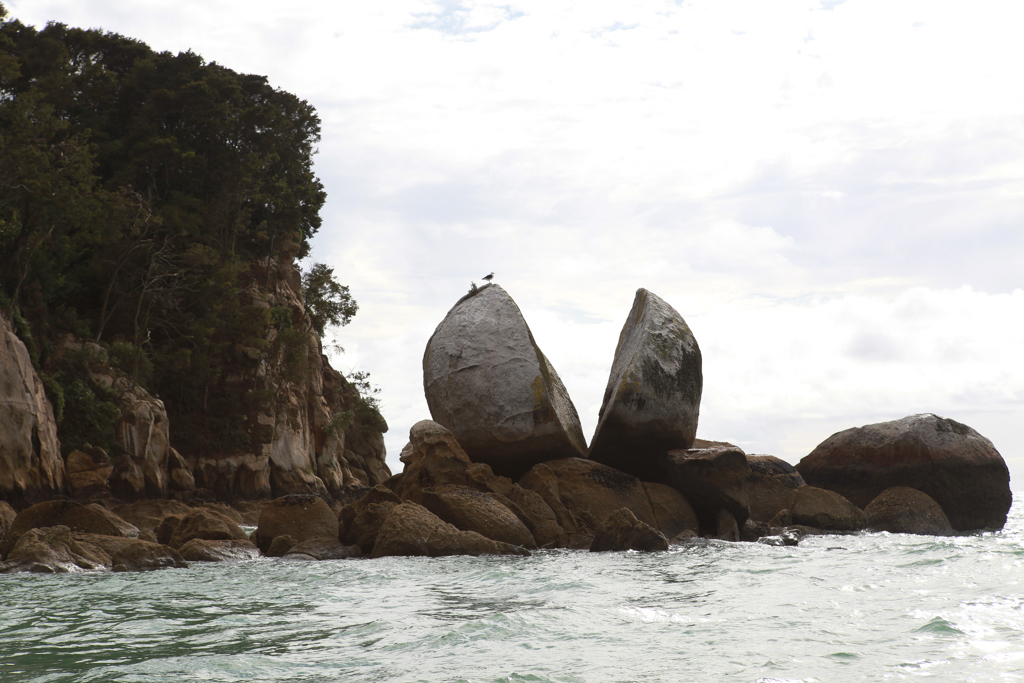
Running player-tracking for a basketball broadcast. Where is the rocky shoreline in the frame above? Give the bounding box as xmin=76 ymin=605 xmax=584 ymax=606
xmin=1 ymin=284 xmax=1013 ymax=573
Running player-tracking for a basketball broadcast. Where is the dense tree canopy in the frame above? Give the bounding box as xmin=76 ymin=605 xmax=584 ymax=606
xmin=0 ymin=5 xmax=355 ymax=457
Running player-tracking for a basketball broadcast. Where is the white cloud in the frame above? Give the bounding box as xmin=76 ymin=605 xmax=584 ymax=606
xmin=9 ymin=0 xmax=1024 ymax=486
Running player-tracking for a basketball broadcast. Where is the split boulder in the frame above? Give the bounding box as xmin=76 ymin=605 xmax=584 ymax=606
xmin=588 ymin=289 xmax=702 ymax=481
xmin=422 ymin=284 xmax=587 ymax=478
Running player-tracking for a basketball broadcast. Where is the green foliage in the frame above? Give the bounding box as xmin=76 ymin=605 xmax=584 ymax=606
xmin=468 ymin=281 xmax=479 ymax=295
xmin=0 ymin=8 xmax=379 ymax=457
xmin=47 ymin=348 xmax=122 ymax=456
xmin=346 ymin=370 xmax=387 ymax=433
xmin=323 ymin=410 xmax=354 ymax=438
xmin=302 ymin=262 xmax=357 ymax=338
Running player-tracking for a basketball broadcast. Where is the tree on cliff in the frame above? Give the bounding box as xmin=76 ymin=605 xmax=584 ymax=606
xmin=0 ymin=6 xmax=365 ymax=458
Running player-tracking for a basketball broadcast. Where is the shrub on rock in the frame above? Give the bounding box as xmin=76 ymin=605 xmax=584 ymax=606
xmin=588 ymin=289 xmax=703 ymax=481
xmin=865 ymin=487 xmax=953 ymax=536
xmin=796 ymin=414 xmax=1011 ymax=531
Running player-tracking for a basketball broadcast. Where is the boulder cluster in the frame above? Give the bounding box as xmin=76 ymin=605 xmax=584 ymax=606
xmin=0 ymin=284 xmax=1014 ymax=571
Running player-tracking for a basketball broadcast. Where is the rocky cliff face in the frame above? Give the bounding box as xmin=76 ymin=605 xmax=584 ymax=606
xmin=192 ymin=251 xmax=390 ymax=501
xmin=0 ymin=311 xmax=65 ymax=504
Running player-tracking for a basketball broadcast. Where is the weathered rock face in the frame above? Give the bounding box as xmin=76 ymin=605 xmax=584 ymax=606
xmin=422 ymin=284 xmax=587 ymax=479
xmin=519 ymin=458 xmax=658 ymax=535
xmin=422 ymin=485 xmax=537 ymax=549
xmin=591 ymin=507 xmax=668 ymax=552
xmin=588 ymin=289 xmax=702 ymax=481
xmin=65 ymin=447 xmax=114 ymax=498
xmin=746 ymin=455 xmax=806 ymax=522
xmin=865 ymin=487 xmax=952 ymax=536
xmin=370 ymin=502 xmax=530 ymax=558
xmin=0 ymin=310 xmax=65 ymax=504
xmin=796 ymin=414 xmax=1012 ymax=531
xmin=662 ymin=446 xmax=751 ymax=533
xmin=254 ymin=494 xmax=338 ymax=554
xmin=187 ymin=254 xmax=390 ymax=501
xmin=783 ymin=486 xmax=866 ymax=532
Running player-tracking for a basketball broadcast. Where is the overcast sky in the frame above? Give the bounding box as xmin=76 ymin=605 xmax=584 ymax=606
xmin=9 ymin=0 xmax=1024 ymax=487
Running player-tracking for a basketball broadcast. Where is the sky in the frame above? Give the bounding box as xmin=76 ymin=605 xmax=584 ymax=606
xmin=8 ymin=0 xmax=1024 ymax=487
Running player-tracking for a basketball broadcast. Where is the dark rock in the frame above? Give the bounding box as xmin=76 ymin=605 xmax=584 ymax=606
xmin=3 ymin=500 xmax=124 ymax=556
xmin=865 ymin=486 xmax=953 ymax=536
xmin=746 ymin=455 xmax=805 ymax=522
xmin=588 ymin=289 xmax=702 ymax=481
xmin=519 ymin=458 xmax=658 ymax=534
xmin=740 ymin=519 xmax=772 ymax=542
xmin=714 ymin=509 xmax=740 ymax=541
xmin=266 ymin=535 xmax=297 ymax=557
xmin=784 ymin=486 xmax=866 ymax=532
xmin=0 ymin=526 xmax=109 ymax=573
xmin=231 ymin=500 xmax=267 ymax=526
xmin=283 ymin=538 xmax=360 ymax=560
xmin=256 ymin=494 xmax=339 ymax=554
xmin=65 ymin=447 xmax=114 ymax=497
xmin=166 ymin=508 xmax=249 ymax=550
xmin=422 ymin=485 xmax=536 ymax=548
xmin=113 ymin=499 xmax=194 ymax=534
xmin=662 ymin=446 xmax=751 ymax=533
xmin=156 ymin=515 xmax=183 ymax=546
xmin=370 ymin=502 xmax=530 ymax=558
xmin=591 ymin=507 xmax=668 ymax=552
xmin=422 ymin=284 xmax=588 ymax=479
xmin=642 ymin=481 xmax=699 ymax=539
xmin=339 ymin=484 xmax=403 ymax=543
xmin=669 ymin=529 xmax=699 ymax=544
xmin=109 ymin=541 xmax=188 ymax=572
xmin=178 ymin=538 xmax=260 ymax=562
xmin=796 ymin=413 xmax=1012 ymax=530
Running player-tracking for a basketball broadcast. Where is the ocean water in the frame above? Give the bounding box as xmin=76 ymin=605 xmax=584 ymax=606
xmin=2 ymin=502 xmax=1023 ymax=683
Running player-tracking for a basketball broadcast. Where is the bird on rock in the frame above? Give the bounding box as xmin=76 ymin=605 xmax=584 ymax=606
xmin=482 ymin=272 xmax=494 ymax=283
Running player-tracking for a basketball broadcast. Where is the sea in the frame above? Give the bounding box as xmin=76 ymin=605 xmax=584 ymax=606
xmin=2 ymin=500 xmax=1023 ymax=683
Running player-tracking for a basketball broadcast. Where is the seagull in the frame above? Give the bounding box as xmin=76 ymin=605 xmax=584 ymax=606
xmin=482 ymin=272 xmax=494 ymax=283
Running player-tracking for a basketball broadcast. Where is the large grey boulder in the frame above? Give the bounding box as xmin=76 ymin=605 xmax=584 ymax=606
xmin=796 ymin=414 xmax=1011 ymax=531
xmin=0 ymin=311 xmax=65 ymax=504
xmin=423 ymin=284 xmax=587 ymax=479
xmin=588 ymin=289 xmax=702 ymax=481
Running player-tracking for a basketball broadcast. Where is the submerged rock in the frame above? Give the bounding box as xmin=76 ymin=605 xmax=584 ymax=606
xmin=784 ymin=486 xmax=866 ymax=532
xmin=591 ymin=507 xmax=668 ymax=552
xmin=178 ymin=538 xmax=260 ymax=562
xmin=422 ymin=284 xmax=587 ymax=478
xmin=796 ymin=414 xmax=1011 ymax=530
xmin=0 ymin=526 xmax=109 ymax=573
xmin=865 ymin=487 xmax=952 ymax=536
xmin=588 ymin=289 xmax=702 ymax=481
